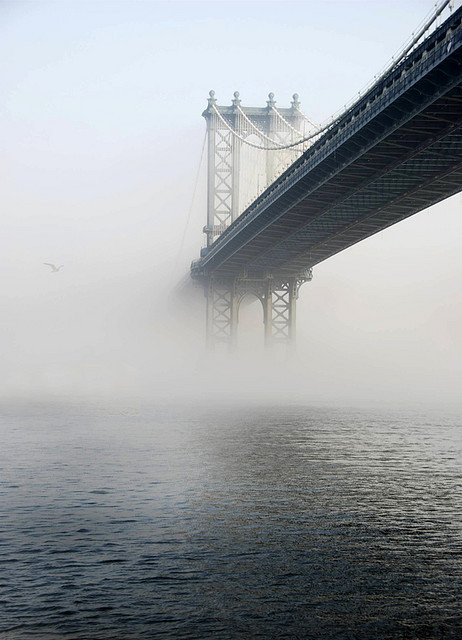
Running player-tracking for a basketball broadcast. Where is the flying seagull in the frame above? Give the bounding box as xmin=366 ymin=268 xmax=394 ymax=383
xmin=43 ymin=263 xmax=63 ymax=272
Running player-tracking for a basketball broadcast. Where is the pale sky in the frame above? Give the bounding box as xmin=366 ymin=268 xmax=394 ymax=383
xmin=1 ymin=0 xmax=461 ymax=405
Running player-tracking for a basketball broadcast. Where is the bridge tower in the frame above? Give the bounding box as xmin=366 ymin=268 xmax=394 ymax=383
xmin=197 ymin=91 xmax=314 ymax=352
xmin=192 ymin=4 xmax=462 ymax=353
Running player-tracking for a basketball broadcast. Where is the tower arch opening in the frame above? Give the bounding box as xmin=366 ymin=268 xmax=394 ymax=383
xmin=237 ymin=293 xmax=265 ymax=355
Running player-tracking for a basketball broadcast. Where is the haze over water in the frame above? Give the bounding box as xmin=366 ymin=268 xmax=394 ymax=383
xmin=2 ymin=0 xmax=462 ymax=405
xmin=2 ymin=401 xmax=462 ymax=639
xmin=1 ymin=1 xmax=462 ymax=638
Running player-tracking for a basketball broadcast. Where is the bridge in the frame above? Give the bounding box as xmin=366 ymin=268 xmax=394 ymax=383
xmin=191 ymin=2 xmax=462 ymax=351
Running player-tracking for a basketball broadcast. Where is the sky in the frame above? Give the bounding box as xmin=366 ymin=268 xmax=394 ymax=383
xmin=1 ymin=0 xmax=461 ymax=406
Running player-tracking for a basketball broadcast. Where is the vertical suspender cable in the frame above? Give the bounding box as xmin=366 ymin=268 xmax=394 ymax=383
xmin=174 ymin=130 xmax=207 ymax=274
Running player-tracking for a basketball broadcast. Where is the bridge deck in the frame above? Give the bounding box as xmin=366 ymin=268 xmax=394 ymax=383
xmin=192 ymin=7 xmax=462 ymax=278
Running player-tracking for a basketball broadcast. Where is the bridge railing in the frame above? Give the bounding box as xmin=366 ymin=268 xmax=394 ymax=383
xmin=323 ymin=0 xmax=459 ymax=129
xmin=191 ymin=4 xmax=462 ymax=277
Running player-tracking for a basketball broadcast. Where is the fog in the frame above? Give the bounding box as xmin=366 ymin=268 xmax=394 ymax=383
xmin=2 ymin=0 xmax=461 ymax=407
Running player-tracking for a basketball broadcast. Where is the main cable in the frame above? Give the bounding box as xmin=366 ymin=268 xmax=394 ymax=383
xmin=236 ymin=105 xmax=291 ymax=146
xmin=212 ymin=104 xmax=327 ymax=150
xmin=212 ymin=0 xmax=453 ymax=153
xmin=271 ymin=105 xmax=305 ymax=137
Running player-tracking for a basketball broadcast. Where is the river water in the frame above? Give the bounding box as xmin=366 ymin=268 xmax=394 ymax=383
xmin=1 ymin=401 xmax=461 ymax=639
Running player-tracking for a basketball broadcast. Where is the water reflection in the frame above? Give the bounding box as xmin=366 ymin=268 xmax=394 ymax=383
xmin=1 ymin=402 xmax=461 ymax=638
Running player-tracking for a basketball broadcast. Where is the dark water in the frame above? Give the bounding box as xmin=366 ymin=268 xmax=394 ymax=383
xmin=1 ymin=401 xmax=461 ymax=639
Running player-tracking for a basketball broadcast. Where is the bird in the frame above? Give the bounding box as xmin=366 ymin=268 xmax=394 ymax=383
xmin=43 ymin=263 xmax=63 ymax=272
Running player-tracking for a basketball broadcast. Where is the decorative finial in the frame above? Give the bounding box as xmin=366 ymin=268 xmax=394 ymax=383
xmin=267 ymin=92 xmax=276 ymax=108
xmin=291 ymin=93 xmax=300 ymax=109
xmin=207 ymin=90 xmax=217 ymax=110
xmin=232 ymin=91 xmax=241 ymax=107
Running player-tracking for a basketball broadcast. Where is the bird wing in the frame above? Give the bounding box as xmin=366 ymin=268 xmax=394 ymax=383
xmin=43 ymin=263 xmax=56 ymax=268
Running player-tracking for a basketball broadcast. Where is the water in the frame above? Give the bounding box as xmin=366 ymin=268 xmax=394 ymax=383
xmin=1 ymin=401 xmax=461 ymax=639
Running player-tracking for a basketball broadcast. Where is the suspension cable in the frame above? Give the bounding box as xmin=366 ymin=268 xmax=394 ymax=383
xmin=270 ymin=105 xmax=305 ymax=137
xmin=235 ymin=105 xmax=290 ymax=146
xmin=271 ymin=103 xmax=321 ymax=135
xmin=212 ymin=105 xmax=288 ymax=149
xmin=237 ymin=102 xmax=321 ymax=148
xmin=213 ymin=0 xmax=455 ymax=153
xmin=174 ymin=130 xmax=207 ymax=273
xmin=212 ymin=103 xmax=330 ymax=151
xmin=321 ymin=0 xmax=454 ymax=128
xmin=382 ymin=0 xmax=452 ymax=77
xmin=294 ymin=108 xmax=321 ymax=131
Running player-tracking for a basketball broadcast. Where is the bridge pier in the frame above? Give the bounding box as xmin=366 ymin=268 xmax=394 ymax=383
xmin=194 ymin=9 xmax=462 ymax=352
xmin=205 ymin=270 xmax=312 ymax=352
xmin=205 ymin=277 xmax=239 ymax=351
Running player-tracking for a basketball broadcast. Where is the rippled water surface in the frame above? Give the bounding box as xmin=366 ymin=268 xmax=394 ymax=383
xmin=1 ymin=401 xmax=461 ymax=639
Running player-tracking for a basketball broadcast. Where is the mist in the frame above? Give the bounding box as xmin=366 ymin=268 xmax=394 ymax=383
xmin=2 ymin=0 xmax=462 ymax=408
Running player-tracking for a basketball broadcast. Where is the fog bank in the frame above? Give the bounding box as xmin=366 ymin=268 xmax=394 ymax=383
xmin=2 ymin=1 xmax=461 ymax=408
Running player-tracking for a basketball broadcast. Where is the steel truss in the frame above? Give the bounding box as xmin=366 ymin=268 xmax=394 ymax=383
xmin=206 ymin=269 xmax=312 ymax=351
xmin=194 ymin=6 xmax=462 ymax=353
xmin=202 ymin=91 xmax=305 ymax=247
xmin=195 ymin=8 xmax=462 ymax=279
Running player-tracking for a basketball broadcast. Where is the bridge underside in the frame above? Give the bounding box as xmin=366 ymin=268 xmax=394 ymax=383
xmin=225 ymin=88 xmax=462 ymax=276
xmin=193 ymin=12 xmax=462 ymax=279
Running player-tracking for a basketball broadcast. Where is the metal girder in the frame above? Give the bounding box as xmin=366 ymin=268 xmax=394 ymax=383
xmin=206 ymin=277 xmax=238 ymax=350
xmin=205 ymin=271 xmax=312 ymax=352
xmin=247 ymin=122 xmax=462 ymax=272
xmin=192 ymin=8 xmax=462 ymax=280
xmin=202 ymin=91 xmax=304 ymax=248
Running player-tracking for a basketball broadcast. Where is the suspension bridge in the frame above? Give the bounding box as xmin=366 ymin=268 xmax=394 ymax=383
xmin=190 ymin=1 xmax=462 ymax=351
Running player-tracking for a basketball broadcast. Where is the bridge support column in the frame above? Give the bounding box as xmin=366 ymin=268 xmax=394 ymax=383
xmin=264 ymin=270 xmax=313 ymax=351
xmin=264 ymin=278 xmax=297 ymax=350
xmin=205 ymin=270 xmax=312 ymax=352
xmin=206 ymin=277 xmax=238 ymax=351
xmin=263 ymin=280 xmax=273 ymax=346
